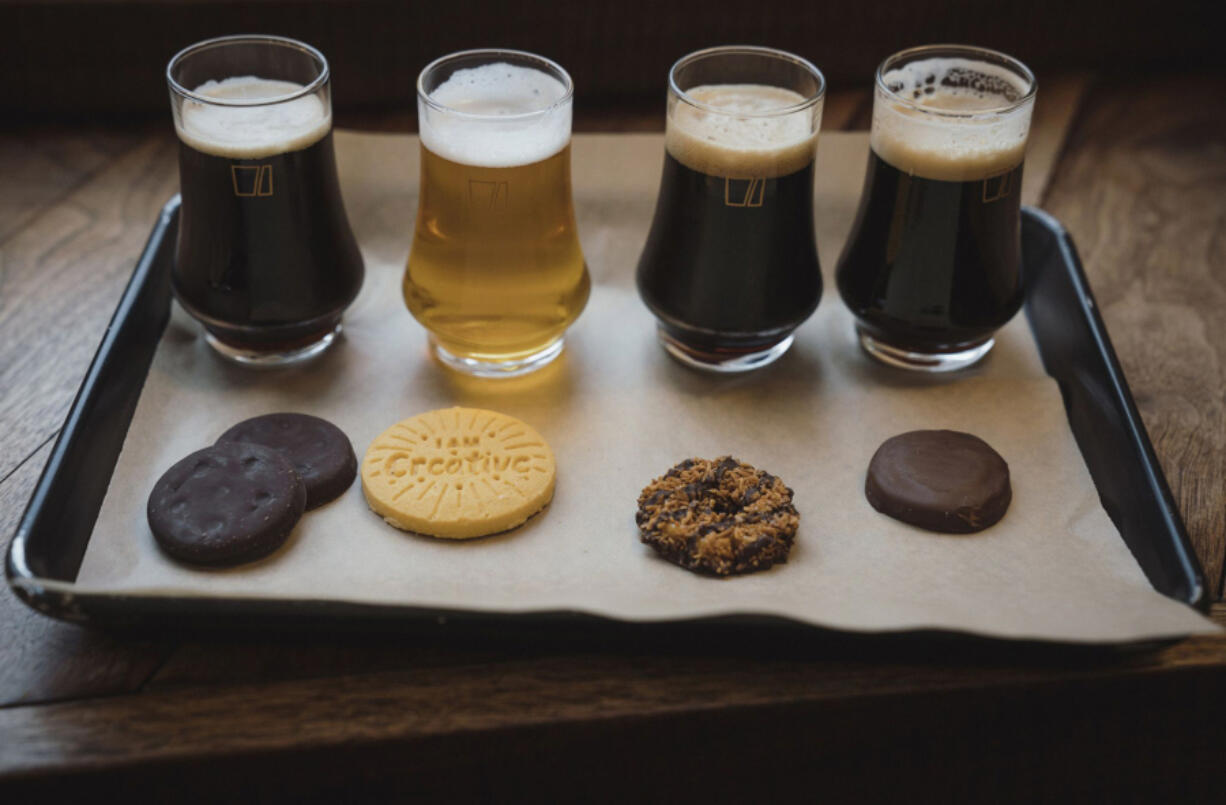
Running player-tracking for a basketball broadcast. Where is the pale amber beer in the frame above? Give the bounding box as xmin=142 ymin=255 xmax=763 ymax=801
xmin=404 ymin=50 xmax=589 ymax=377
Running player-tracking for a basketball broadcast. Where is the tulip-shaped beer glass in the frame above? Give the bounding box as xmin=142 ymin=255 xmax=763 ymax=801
xmin=637 ymin=46 xmax=826 ymax=372
xmin=168 ymin=35 xmax=364 ymax=365
xmin=836 ymin=45 xmax=1037 ymax=372
xmin=404 ymin=49 xmax=590 ymax=377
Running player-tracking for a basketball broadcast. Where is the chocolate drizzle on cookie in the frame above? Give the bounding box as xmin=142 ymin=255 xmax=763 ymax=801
xmin=636 ymin=456 xmax=799 ymax=576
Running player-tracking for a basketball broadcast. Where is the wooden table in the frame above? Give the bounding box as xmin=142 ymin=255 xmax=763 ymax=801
xmin=2 ymin=77 xmax=1225 ymax=800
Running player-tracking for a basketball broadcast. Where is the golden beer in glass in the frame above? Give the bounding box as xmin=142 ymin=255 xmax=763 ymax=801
xmin=404 ymin=49 xmax=589 ymax=377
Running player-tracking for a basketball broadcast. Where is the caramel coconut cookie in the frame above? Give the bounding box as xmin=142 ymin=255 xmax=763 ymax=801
xmin=636 ymin=456 xmax=799 ymax=576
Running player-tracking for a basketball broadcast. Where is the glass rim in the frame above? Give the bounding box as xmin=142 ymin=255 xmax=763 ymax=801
xmin=669 ymin=45 xmax=827 ymax=118
xmin=166 ymin=34 xmax=329 ymax=107
xmin=874 ymin=43 xmax=1037 ymax=118
xmin=416 ymin=48 xmax=574 ymax=121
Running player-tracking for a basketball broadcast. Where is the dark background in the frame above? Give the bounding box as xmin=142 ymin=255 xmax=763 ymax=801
xmin=1 ymin=0 xmax=1217 ymax=124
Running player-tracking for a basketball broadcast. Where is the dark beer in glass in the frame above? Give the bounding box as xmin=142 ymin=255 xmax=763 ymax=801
xmin=167 ymin=35 xmax=363 ymax=365
xmin=637 ymin=47 xmax=826 ymax=372
xmin=836 ymin=45 xmax=1036 ymax=372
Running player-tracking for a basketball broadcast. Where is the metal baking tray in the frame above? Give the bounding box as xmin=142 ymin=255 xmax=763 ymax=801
xmin=5 ymin=197 xmax=1209 ymax=632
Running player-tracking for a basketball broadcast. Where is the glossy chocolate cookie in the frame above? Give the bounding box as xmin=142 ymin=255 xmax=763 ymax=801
xmin=147 ymin=442 xmax=307 ymax=565
xmin=636 ymin=456 xmax=799 ymax=576
xmin=217 ymin=413 xmax=356 ymax=509
xmin=865 ymin=430 xmax=1011 ymax=533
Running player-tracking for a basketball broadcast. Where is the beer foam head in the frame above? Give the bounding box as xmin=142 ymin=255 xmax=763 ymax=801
xmin=175 ymin=77 xmax=331 ymax=159
xmin=872 ymin=57 xmax=1034 ymax=182
xmin=419 ymin=62 xmax=571 ymax=168
xmin=666 ymin=85 xmax=819 ymax=179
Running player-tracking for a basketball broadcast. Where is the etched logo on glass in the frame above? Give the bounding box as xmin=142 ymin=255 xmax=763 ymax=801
xmin=231 ymin=164 xmax=274 ymax=197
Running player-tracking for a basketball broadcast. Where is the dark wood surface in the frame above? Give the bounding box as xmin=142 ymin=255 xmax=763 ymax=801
xmin=1042 ymin=76 xmax=1226 ymax=594
xmin=2 ymin=77 xmax=1225 ymax=800
xmin=2 ymin=0 xmax=1217 ymax=118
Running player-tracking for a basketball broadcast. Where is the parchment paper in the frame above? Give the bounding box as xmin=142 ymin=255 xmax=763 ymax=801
xmin=73 ymin=131 xmax=1219 ymax=643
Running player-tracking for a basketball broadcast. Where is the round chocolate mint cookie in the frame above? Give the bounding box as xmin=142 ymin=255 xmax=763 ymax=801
xmin=147 ymin=442 xmax=307 ymax=566
xmin=865 ymin=430 xmax=1011 ymax=534
xmin=636 ymin=456 xmax=799 ymax=576
xmin=217 ymin=413 xmax=356 ymax=509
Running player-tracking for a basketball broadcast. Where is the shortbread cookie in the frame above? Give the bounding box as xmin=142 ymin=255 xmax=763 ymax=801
xmin=636 ymin=456 xmax=799 ymax=576
xmin=217 ymin=413 xmax=356 ymax=509
xmin=865 ymin=430 xmax=1011 ymax=533
xmin=362 ymin=407 xmax=556 ymax=539
xmin=147 ymin=442 xmax=307 ymax=566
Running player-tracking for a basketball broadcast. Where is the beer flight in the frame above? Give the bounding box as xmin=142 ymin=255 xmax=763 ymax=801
xmin=147 ymin=35 xmax=1035 ymax=570
xmin=167 ymin=36 xmax=1035 ymax=375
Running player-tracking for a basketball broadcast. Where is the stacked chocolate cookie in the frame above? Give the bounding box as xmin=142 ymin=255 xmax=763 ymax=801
xmin=147 ymin=413 xmax=356 ymax=566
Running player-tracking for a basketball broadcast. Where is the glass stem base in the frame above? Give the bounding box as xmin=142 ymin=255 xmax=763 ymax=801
xmin=431 ymin=336 xmax=565 ymax=378
xmin=205 ymin=323 xmax=341 ymax=367
xmin=856 ymin=328 xmax=994 ymax=372
xmin=658 ymin=326 xmax=794 ymax=373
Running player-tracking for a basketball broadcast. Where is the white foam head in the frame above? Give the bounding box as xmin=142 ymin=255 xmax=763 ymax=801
xmin=666 ymin=84 xmax=820 ymax=178
xmin=871 ymin=57 xmax=1034 ymax=182
xmin=418 ymin=62 xmax=571 ymax=168
xmin=174 ymin=77 xmax=331 ymax=159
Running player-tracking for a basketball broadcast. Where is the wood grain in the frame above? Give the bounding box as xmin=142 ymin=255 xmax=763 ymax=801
xmin=1 ymin=620 xmax=1224 ymax=799
xmin=0 ymin=131 xmax=178 ymax=481
xmin=0 ymin=128 xmax=138 ymax=245
xmin=1042 ymin=77 xmax=1226 ymax=597
xmin=10 ymin=627 xmax=1226 ymax=757
xmin=0 ymin=441 xmax=171 ymax=708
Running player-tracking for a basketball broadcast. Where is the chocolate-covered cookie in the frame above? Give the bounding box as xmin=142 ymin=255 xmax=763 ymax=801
xmin=147 ymin=442 xmax=307 ymax=565
xmin=217 ymin=413 xmax=356 ymax=509
xmin=865 ymin=430 xmax=1011 ymax=533
xmin=636 ymin=456 xmax=799 ymax=576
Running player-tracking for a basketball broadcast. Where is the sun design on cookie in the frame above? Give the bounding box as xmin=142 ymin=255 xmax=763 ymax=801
xmin=361 ymin=407 xmax=556 ymax=539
